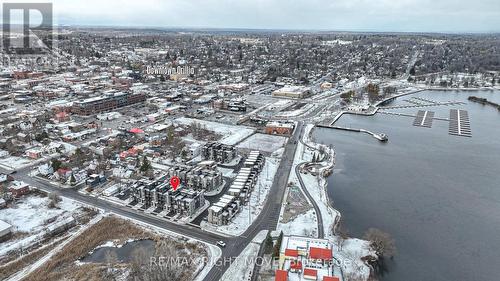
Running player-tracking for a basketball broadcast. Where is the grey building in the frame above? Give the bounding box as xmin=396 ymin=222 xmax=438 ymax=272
xmin=201 ymin=142 xmax=237 ymax=164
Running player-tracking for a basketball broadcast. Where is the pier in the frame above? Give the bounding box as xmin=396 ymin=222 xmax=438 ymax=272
xmin=317 ymin=124 xmax=388 ymax=142
xmin=379 ymin=101 xmax=465 ymax=110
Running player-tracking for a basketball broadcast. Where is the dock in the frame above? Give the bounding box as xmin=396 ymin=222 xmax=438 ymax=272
xmin=317 ymin=124 xmax=388 ymax=142
xmin=449 ymin=109 xmax=471 ymax=137
xmin=380 ymin=101 xmax=465 ymax=110
xmin=413 ymin=110 xmax=435 ymax=128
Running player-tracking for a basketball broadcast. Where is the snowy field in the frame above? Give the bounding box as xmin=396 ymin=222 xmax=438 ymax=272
xmin=277 ymin=209 xmax=318 ymax=238
xmin=201 ymin=153 xmax=282 ymax=236
xmin=0 ymin=195 xmax=81 ymax=257
xmin=236 ymin=133 xmax=288 ymax=153
xmin=175 ymin=117 xmax=255 ymax=145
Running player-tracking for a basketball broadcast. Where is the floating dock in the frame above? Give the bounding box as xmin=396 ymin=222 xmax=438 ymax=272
xmin=449 ymin=109 xmax=471 ymax=137
xmin=413 ymin=110 xmax=435 ymax=128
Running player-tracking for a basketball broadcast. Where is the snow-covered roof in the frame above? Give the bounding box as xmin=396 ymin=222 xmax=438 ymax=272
xmin=0 ymin=220 xmax=12 ymax=233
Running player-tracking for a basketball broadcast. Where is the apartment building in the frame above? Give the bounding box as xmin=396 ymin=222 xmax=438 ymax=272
xmin=201 ymin=142 xmax=237 ymax=164
xmin=131 ymin=177 xmax=205 ymax=217
xmin=208 ymin=151 xmax=265 ymax=225
xmin=164 ymin=162 xmax=223 ymax=193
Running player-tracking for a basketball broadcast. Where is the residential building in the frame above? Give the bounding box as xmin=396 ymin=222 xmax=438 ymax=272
xmin=208 ymin=152 xmax=265 ymax=225
xmin=201 ymin=142 xmax=237 ymax=164
xmin=164 ymin=162 xmax=223 ymax=193
xmin=131 ymin=177 xmax=205 ymax=217
xmin=207 ymin=194 xmax=240 ymax=225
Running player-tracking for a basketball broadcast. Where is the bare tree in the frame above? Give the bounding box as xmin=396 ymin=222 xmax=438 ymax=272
xmin=48 ymin=193 xmax=61 ymax=209
xmin=128 ymin=241 xmax=184 ymax=281
xmin=363 ymin=228 xmax=396 ymax=258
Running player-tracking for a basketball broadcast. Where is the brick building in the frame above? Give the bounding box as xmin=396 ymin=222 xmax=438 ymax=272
xmin=72 ymin=92 xmax=146 ymax=115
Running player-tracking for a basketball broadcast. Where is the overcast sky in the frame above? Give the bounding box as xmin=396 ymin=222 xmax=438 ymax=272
xmin=4 ymin=0 xmax=500 ymax=33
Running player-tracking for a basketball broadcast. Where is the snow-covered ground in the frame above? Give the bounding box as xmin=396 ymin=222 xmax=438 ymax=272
xmin=218 ymin=167 xmax=236 ymax=178
xmin=0 ymin=156 xmax=32 ymax=170
xmin=220 ymin=230 xmax=268 ymax=281
xmin=201 ymin=153 xmax=282 ymax=236
xmin=277 ymin=209 xmax=317 ymax=237
xmin=267 ymin=99 xmax=295 ymax=111
xmin=0 ymin=195 xmax=81 ymax=257
xmin=275 ymin=124 xmax=375 ymax=280
xmin=174 ymin=117 xmax=255 ymax=145
xmin=333 ymin=237 xmax=374 ymax=280
xmin=236 ymin=133 xmax=288 ymax=153
xmin=276 ymin=103 xmax=316 ymax=118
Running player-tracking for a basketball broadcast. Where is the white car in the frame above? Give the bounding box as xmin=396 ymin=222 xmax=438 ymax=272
xmin=216 ymin=241 xmax=226 ymax=248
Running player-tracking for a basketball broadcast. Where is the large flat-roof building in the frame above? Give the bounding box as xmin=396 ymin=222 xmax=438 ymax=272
xmin=272 ymin=86 xmax=311 ymax=99
xmin=265 ymin=121 xmax=295 ymax=135
xmin=72 ymin=91 xmax=146 ymax=115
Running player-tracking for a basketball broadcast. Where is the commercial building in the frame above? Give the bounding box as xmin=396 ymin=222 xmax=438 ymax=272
xmin=8 ymin=181 xmax=30 ymax=198
xmin=265 ymin=121 xmax=295 ymax=135
xmin=131 ymin=177 xmax=205 ymax=217
xmin=212 ymin=99 xmax=247 ymax=112
xmin=201 ymin=142 xmax=237 ymax=164
xmin=72 ymin=91 xmax=146 ymax=115
xmin=272 ymin=86 xmax=311 ymax=99
xmin=275 ymin=235 xmax=339 ymax=281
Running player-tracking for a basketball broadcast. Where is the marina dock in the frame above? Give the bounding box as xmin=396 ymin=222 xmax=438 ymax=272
xmin=413 ymin=110 xmax=435 ymax=128
xmin=449 ymin=109 xmax=471 ymax=137
xmin=317 ymin=124 xmax=388 ymax=142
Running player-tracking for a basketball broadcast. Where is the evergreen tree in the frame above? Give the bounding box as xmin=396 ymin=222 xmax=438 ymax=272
xmin=69 ymin=174 xmax=77 ymax=186
xmin=264 ymin=232 xmax=274 ymax=254
xmin=272 ymin=231 xmax=284 ymax=258
xmin=51 ymin=158 xmax=62 ymax=171
xmin=140 ymin=157 xmax=151 ymax=173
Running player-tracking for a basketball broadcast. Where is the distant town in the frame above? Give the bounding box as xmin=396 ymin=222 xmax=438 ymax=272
xmin=0 ymin=25 xmax=499 ymax=281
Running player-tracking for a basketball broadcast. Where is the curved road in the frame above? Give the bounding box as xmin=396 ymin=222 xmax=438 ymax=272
xmin=294 ymin=162 xmax=324 ymax=238
xmin=295 ymin=127 xmax=325 ymax=238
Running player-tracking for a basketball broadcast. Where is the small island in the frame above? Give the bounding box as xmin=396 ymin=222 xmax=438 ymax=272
xmin=468 ymin=96 xmax=500 ymax=111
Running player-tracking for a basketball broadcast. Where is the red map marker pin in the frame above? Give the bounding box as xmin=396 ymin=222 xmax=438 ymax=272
xmin=170 ymin=176 xmax=180 ymax=191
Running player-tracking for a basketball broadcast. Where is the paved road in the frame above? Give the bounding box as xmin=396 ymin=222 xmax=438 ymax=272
xmin=294 ymin=162 xmax=324 ymax=239
xmin=295 ymin=128 xmax=325 ymax=239
xmin=2 ymin=121 xmax=304 ymax=281
xmin=202 ymin=121 xmax=303 ymax=281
